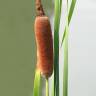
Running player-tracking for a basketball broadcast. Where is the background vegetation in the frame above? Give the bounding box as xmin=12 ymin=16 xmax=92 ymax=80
xmin=0 ymin=0 xmax=53 ymax=96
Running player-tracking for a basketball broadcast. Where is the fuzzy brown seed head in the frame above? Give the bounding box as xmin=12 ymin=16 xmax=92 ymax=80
xmin=35 ymin=16 xmax=53 ymax=78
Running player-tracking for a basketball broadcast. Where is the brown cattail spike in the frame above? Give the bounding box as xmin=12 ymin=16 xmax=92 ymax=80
xmin=35 ymin=16 xmax=53 ymax=78
xmin=35 ymin=0 xmax=45 ymax=16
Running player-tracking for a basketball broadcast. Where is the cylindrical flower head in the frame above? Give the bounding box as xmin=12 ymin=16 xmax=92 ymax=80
xmin=34 ymin=16 xmax=53 ymax=78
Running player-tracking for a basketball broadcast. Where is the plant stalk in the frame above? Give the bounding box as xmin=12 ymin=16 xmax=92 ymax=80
xmin=35 ymin=0 xmax=45 ymax=16
xmin=63 ymin=0 xmax=69 ymax=96
xmin=46 ymin=79 xmax=49 ymax=96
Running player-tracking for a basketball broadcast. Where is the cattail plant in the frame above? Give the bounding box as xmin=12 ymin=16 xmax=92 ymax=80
xmin=33 ymin=0 xmax=53 ymax=96
xmin=35 ymin=0 xmax=53 ymax=78
xmin=33 ymin=0 xmax=76 ymax=96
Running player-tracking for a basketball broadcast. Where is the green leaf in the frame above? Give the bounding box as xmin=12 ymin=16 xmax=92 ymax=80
xmin=63 ymin=22 xmax=69 ymax=96
xmin=61 ymin=0 xmax=76 ymax=46
xmin=63 ymin=37 xmax=68 ymax=96
xmin=54 ymin=0 xmax=61 ymax=96
xmin=60 ymin=0 xmax=62 ymax=14
xmin=63 ymin=0 xmax=69 ymax=96
xmin=33 ymin=69 xmax=41 ymax=96
xmin=52 ymin=77 xmax=54 ymax=96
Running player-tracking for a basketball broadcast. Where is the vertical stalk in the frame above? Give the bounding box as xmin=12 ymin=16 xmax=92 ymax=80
xmin=61 ymin=0 xmax=76 ymax=46
xmin=63 ymin=0 xmax=69 ymax=96
xmin=63 ymin=36 xmax=68 ymax=96
xmin=33 ymin=69 xmax=41 ymax=96
xmin=54 ymin=0 xmax=60 ymax=96
xmin=46 ymin=79 xmax=49 ymax=96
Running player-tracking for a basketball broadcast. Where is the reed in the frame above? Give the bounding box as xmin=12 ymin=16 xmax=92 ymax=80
xmin=33 ymin=0 xmax=76 ymax=96
xmin=54 ymin=0 xmax=61 ymax=95
xmin=33 ymin=0 xmax=53 ymax=96
xmin=33 ymin=69 xmax=41 ymax=96
xmin=61 ymin=0 xmax=76 ymax=46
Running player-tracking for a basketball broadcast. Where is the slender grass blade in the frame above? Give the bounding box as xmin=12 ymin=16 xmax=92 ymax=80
xmin=60 ymin=0 xmax=62 ymax=15
xmin=61 ymin=0 xmax=76 ymax=46
xmin=54 ymin=0 xmax=61 ymax=96
xmin=63 ymin=0 xmax=69 ymax=96
xmin=63 ymin=24 xmax=69 ymax=96
xmin=33 ymin=69 xmax=41 ymax=96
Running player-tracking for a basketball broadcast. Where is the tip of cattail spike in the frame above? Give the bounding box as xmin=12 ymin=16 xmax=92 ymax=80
xmin=35 ymin=16 xmax=53 ymax=78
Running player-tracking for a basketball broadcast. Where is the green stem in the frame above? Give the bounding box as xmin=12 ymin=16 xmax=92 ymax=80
xmin=54 ymin=0 xmax=60 ymax=96
xmin=61 ymin=0 xmax=76 ymax=46
xmin=33 ymin=69 xmax=41 ymax=96
xmin=46 ymin=79 xmax=49 ymax=96
xmin=63 ymin=0 xmax=69 ymax=96
xmin=63 ymin=34 xmax=68 ymax=96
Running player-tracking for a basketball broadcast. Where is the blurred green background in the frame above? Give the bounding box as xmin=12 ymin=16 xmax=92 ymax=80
xmin=0 ymin=0 xmax=53 ymax=96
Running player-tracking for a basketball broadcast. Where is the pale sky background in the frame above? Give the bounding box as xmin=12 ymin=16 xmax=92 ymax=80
xmin=59 ymin=0 xmax=96 ymax=96
xmin=68 ymin=0 xmax=96 ymax=96
xmin=49 ymin=0 xmax=96 ymax=96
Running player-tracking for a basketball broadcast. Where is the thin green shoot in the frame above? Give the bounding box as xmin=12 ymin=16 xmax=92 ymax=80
xmin=61 ymin=0 xmax=76 ymax=46
xmin=46 ymin=79 xmax=49 ymax=96
xmin=63 ymin=0 xmax=69 ymax=96
xmin=54 ymin=0 xmax=61 ymax=95
xmin=33 ymin=69 xmax=41 ymax=96
xmin=60 ymin=0 xmax=62 ymax=15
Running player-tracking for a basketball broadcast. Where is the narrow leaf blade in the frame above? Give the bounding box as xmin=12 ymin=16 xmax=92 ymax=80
xmin=33 ymin=69 xmax=41 ymax=96
xmin=61 ymin=0 xmax=76 ymax=46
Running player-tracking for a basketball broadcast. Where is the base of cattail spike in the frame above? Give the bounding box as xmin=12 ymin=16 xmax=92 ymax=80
xmin=40 ymin=70 xmax=53 ymax=79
